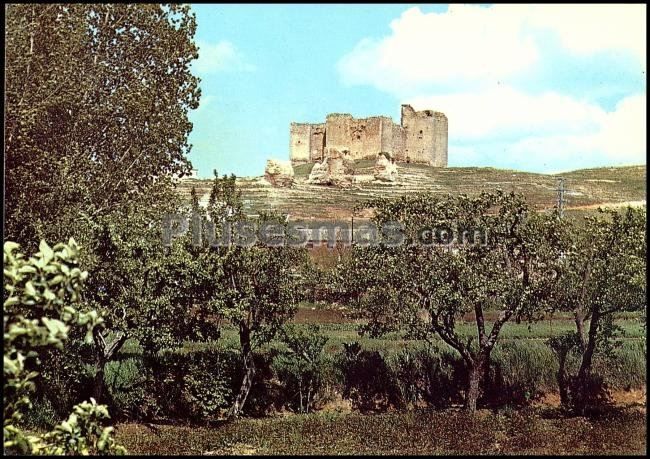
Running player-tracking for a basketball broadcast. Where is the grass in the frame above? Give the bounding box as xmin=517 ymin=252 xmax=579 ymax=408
xmin=112 ymin=309 xmax=645 ymax=393
xmin=104 ymin=304 xmax=646 ymax=455
xmin=115 ymin=407 xmax=646 ymax=455
xmin=117 ymin=306 xmax=646 ymax=360
xmin=154 ymin=310 xmax=644 ymax=353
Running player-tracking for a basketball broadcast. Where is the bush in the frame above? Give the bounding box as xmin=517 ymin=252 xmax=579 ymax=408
xmin=3 ymin=240 xmax=125 ymax=455
xmin=385 ymin=345 xmax=463 ymax=409
xmin=484 ymin=342 xmax=556 ymax=408
xmin=23 ymin=396 xmax=59 ymax=430
xmin=102 ymin=348 xmax=239 ymax=421
xmin=35 ymin=338 xmax=96 ymax=421
xmin=338 ymin=342 xmax=402 ymax=412
xmin=100 ymin=336 xmax=646 ymax=421
xmin=104 ymin=357 xmax=159 ymax=420
xmin=241 ymin=349 xmax=282 ymax=417
xmin=272 ymin=325 xmax=331 ymax=413
xmin=411 ymin=345 xmax=465 ymax=408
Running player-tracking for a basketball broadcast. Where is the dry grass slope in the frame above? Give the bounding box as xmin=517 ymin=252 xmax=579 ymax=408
xmin=178 ymin=164 xmax=646 ymax=219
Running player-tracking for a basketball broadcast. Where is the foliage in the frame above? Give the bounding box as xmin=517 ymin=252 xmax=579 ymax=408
xmin=338 ymin=342 xmax=402 ymax=412
xmin=273 ymin=325 xmax=330 ymax=413
xmin=335 ymin=191 xmax=566 ymax=411
xmin=199 ymin=171 xmax=308 ymax=417
xmin=549 ymin=206 xmax=646 ymax=413
xmin=5 ymin=3 xmax=207 ymax=412
xmin=5 ymin=4 xmax=200 ymax=247
xmin=4 ymin=240 xmax=125 ymax=455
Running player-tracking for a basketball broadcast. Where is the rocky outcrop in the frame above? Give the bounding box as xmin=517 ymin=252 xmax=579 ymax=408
xmin=373 ymin=152 xmax=398 ymax=182
xmin=264 ymin=159 xmax=294 ymax=187
xmin=308 ymin=148 xmax=355 ymax=186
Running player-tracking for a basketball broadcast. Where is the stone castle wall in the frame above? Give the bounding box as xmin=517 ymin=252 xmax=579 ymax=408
xmin=289 ymin=104 xmax=447 ymax=166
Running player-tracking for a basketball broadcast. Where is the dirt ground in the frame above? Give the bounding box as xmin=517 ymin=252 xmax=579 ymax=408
xmin=115 ymin=399 xmax=647 ymax=455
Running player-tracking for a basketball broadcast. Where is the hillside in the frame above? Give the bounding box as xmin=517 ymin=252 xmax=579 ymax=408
xmin=177 ymin=162 xmax=646 ymax=219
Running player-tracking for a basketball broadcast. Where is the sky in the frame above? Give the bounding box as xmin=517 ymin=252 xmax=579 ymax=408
xmin=187 ymin=4 xmax=646 ymax=178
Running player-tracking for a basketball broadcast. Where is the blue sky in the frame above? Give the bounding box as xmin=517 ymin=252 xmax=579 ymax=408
xmin=187 ymin=4 xmax=646 ymax=178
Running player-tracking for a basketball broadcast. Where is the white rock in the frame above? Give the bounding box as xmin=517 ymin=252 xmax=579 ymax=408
xmin=373 ymin=152 xmax=398 ymax=182
xmin=307 ymin=148 xmax=355 ymax=186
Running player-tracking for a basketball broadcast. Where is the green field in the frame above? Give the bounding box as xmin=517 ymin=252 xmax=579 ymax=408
xmin=109 ymin=307 xmax=646 ymax=455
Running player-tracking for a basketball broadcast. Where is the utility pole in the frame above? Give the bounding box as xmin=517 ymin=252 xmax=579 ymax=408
xmin=556 ymin=177 xmax=566 ymax=218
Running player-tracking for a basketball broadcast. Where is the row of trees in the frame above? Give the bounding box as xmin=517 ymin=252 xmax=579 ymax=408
xmin=333 ymin=192 xmax=646 ymax=413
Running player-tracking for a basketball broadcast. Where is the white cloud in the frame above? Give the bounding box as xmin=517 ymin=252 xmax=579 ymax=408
xmin=410 ymin=88 xmax=646 ymax=167
xmin=408 ymin=86 xmax=606 ymax=141
xmin=338 ymin=4 xmax=646 ymax=94
xmin=592 ymin=94 xmax=646 ymax=161
xmin=526 ymin=4 xmax=646 ymax=69
xmin=338 ymin=5 xmax=539 ymax=94
xmin=505 ymin=93 xmax=646 ymax=166
xmin=193 ymin=40 xmax=256 ymax=75
xmin=338 ymin=4 xmax=646 ymax=171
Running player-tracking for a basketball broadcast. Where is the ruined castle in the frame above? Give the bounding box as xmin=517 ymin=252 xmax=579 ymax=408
xmin=290 ymin=104 xmax=448 ymax=167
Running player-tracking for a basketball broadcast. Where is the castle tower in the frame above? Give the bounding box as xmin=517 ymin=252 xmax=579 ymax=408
xmin=400 ymin=104 xmax=448 ymax=167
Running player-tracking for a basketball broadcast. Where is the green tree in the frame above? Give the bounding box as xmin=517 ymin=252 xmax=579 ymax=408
xmin=550 ymin=206 xmax=646 ymax=413
xmin=82 ymin=200 xmax=221 ymax=402
xmin=204 ymin=172 xmax=307 ymax=417
xmin=4 ymin=240 xmax=125 ymax=455
xmin=336 ymin=192 xmax=565 ymax=412
xmin=5 ymin=4 xmax=200 ymax=248
xmin=5 ymin=3 xmax=205 ymax=406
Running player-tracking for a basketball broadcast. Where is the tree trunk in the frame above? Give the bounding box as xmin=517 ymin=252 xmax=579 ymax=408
xmin=574 ymin=310 xmax=588 ymax=349
xmin=93 ymin=354 xmax=107 ymax=402
xmin=557 ymin=351 xmax=569 ymax=407
xmin=92 ymin=329 xmax=127 ymax=403
xmin=574 ymin=309 xmax=601 ymax=413
xmin=577 ymin=310 xmax=600 ymax=381
xmin=466 ymin=354 xmax=487 ymax=413
xmin=229 ymin=322 xmax=255 ymax=419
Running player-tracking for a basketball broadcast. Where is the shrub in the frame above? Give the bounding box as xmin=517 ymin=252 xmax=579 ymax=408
xmin=35 ymin=335 xmax=96 ymax=420
xmin=411 ymin=345 xmax=465 ymax=408
xmin=273 ymin=325 xmax=330 ymax=413
xmin=102 ymin=348 xmax=239 ymax=421
xmin=3 ymin=240 xmax=125 ymax=455
xmin=104 ymin=357 xmax=160 ymax=420
xmin=240 ymin=349 xmax=282 ymax=417
xmin=484 ymin=342 xmax=556 ymax=408
xmin=338 ymin=342 xmax=402 ymax=412
xmin=180 ymin=351 xmax=238 ymax=419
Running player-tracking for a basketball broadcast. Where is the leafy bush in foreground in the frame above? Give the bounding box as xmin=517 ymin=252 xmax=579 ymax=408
xmin=4 ymin=240 xmax=125 ymax=455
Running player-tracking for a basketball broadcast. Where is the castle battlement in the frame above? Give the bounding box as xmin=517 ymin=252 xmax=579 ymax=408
xmin=289 ymin=104 xmax=447 ymax=167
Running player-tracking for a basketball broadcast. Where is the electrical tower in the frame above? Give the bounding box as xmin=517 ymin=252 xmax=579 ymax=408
xmin=556 ymin=177 xmax=566 ymax=218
